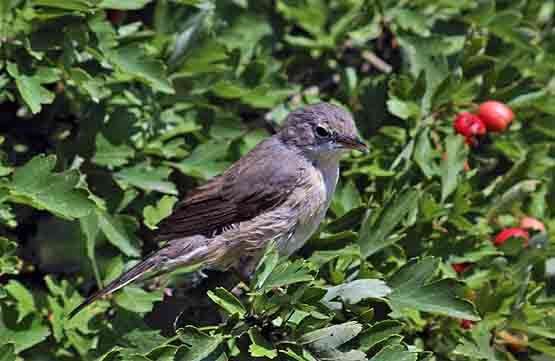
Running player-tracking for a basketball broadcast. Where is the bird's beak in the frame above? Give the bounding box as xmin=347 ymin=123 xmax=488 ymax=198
xmin=335 ymin=134 xmax=369 ymax=153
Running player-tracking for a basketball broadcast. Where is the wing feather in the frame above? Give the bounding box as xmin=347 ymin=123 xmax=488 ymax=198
xmin=156 ymin=138 xmax=303 ymax=241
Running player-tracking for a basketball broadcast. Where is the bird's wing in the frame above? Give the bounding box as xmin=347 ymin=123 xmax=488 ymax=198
xmin=156 ymin=139 xmax=304 ymax=241
xmin=70 ymin=141 xmax=306 ymax=319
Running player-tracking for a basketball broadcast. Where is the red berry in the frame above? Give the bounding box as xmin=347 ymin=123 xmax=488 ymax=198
xmin=452 ymin=262 xmax=471 ymax=274
xmin=519 ymin=216 xmax=546 ymax=233
xmin=477 ymin=101 xmax=514 ymax=132
xmin=454 ymin=112 xmax=487 ymax=137
xmin=493 ymin=227 xmax=530 ymax=247
xmin=454 ymin=112 xmax=486 ymax=146
xmin=460 ymin=319 xmax=475 ymax=329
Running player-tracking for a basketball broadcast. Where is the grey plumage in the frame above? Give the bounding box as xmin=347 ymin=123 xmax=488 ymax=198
xmin=69 ymin=102 xmax=367 ymax=319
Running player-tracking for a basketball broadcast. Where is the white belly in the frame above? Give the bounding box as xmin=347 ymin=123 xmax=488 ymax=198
xmin=281 ymin=158 xmax=339 ymax=256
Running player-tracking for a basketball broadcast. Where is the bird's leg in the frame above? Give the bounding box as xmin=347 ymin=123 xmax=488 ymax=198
xmin=236 ymin=254 xmax=260 ymax=281
xmin=230 ymin=255 xmax=259 ymax=297
xmin=184 ymin=269 xmax=209 ymax=288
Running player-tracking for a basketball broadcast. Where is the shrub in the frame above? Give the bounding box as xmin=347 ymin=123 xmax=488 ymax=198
xmin=1 ymin=1 xmax=554 ymax=360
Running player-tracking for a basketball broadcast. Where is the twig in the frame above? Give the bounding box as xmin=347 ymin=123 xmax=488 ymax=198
xmin=362 ymin=50 xmax=393 ymax=73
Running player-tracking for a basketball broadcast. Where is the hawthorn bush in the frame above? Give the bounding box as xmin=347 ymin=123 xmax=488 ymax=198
xmin=1 ymin=1 xmax=555 ymax=360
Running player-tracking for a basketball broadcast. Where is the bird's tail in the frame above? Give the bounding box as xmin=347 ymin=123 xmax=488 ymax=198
xmin=68 ymin=237 xmax=212 ymax=319
xmin=68 ymin=255 xmax=159 ymax=319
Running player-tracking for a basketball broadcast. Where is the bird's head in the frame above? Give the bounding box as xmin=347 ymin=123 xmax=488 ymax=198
xmin=279 ymin=102 xmax=368 ymax=160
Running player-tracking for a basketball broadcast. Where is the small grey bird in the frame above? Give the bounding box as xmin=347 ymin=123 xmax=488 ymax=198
xmin=69 ymin=102 xmax=367 ymax=318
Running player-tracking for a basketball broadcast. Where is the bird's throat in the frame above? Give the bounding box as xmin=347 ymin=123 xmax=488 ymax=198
xmin=311 ymin=154 xmax=341 ymax=204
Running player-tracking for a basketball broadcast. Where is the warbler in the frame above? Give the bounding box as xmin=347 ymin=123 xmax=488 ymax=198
xmin=69 ymin=102 xmax=367 ymax=318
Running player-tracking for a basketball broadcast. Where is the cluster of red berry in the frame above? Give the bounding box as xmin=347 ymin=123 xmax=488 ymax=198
xmin=452 ymin=217 xmax=546 ymax=274
xmin=453 ymin=101 xmax=514 ymax=146
xmin=453 ymin=216 xmax=546 ymax=330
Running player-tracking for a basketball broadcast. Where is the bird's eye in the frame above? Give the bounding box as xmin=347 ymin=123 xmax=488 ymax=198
xmin=315 ymin=125 xmax=331 ymax=138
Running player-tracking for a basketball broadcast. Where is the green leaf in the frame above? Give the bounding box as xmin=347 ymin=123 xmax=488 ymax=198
xmin=97 ymin=210 xmax=141 ymax=257
xmin=143 ymin=195 xmax=177 ymax=230
xmin=386 ymin=98 xmax=420 ymax=120
xmin=318 ymin=349 xmax=368 ymax=361
xmin=120 ymin=328 xmax=172 ymax=356
xmin=167 ymin=5 xmax=213 ymax=65
xmin=6 ymin=62 xmax=56 ymax=114
xmin=212 ymin=81 xmax=297 ymax=109
xmin=486 ymin=180 xmax=540 ymax=221
xmin=331 ymin=180 xmax=362 ymax=217
xmin=108 ymin=46 xmax=174 ymax=94
xmin=359 ymin=189 xmax=420 ymax=257
xmin=0 ymin=158 xmax=13 ymax=178
xmin=220 ymin=14 xmax=272 ymax=73
xmin=277 ymin=0 xmax=328 ymax=37
xmin=0 ymin=202 xmax=17 ymax=229
xmin=387 ymin=257 xmax=480 ymax=321
xmin=92 ymin=133 xmax=135 ymax=169
xmin=391 ymin=9 xmax=430 ymax=36
xmin=0 ymin=237 xmax=20 ymax=276
xmin=441 ymin=135 xmax=467 ymax=202
xmin=4 ymin=281 xmax=36 ymax=322
xmin=0 ymin=316 xmax=50 ymax=353
xmin=330 ymin=3 xmax=363 ymax=40
xmin=487 ymin=11 xmax=535 ymax=51
xmin=89 ymin=16 xmax=117 ymax=53
xmin=388 ymin=257 xmax=439 ymax=290
xmin=323 ymin=279 xmax=391 ymax=306
xmin=114 ymin=286 xmax=163 ymax=313
xmin=99 ymin=0 xmax=152 ymax=10
xmin=170 ymin=141 xmax=231 ymax=180
xmin=176 ymin=326 xmax=223 ymax=361
xmin=259 ymin=259 xmax=314 ymax=291
xmin=309 ymin=244 xmax=361 ymax=267
xmin=370 ymin=345 xmax=417 ymax=361
xmin=32 ymin=0 xmax=95 ymax=11
xmin=176 ymin=40 xmax=229 ymax=77
xmin=248 ymin=328 xmax=277 ymax=359
xmin=68 ymin=68 xmax=108 ymax=102
xmin=147 ymin=345 xmax=180 ymax=361
xmin=389 ymin=279 xmax=480 ymax=320
xmin=453 ymin=323 xmax=499 ymax=360
xmin=0 ymin=344 xmax=16 ymax=361
xmin=115 ymin=164 xmax=177 ymax=195
xmin=449 ymin=244 xmax=502 ymax=264
xmin=529 ymin=339 xmax=555 ymax=357
xmin=207 ymin=287 xmax=246 ymax=318
xmin=414 ymin=129 xmax=439 ymax=178
xmin=279 ymin=348 xmax=312 ymax=361
xmin=6 ymin=155 xmax=95 ymax=220
xmin=299 ymin=321 xmax=368 ymax=360
xmin=299 ymin=321 xmax=362 ymax=349
xmin=357 ymin=320 xmax=404 ymax=352
xmin=44 ymin=276 xmax=108 ymax=352
xmin=510 ymin=316 xmax=555 ymax=339
xmin=80 ymin=212 xmax=102 ymax=287
xmin=253 ymin=245 xmax=280 ymax=290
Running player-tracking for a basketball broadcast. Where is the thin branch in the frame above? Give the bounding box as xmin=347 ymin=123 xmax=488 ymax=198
xmin=362 ymin=50 xmax=393 ymax=73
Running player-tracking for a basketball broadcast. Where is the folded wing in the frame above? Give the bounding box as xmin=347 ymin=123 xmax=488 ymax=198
xmin=156 ymin=139 xmax=304 ymax=240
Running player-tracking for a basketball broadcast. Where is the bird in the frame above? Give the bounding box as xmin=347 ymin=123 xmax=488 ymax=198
xmin=69 ymin=102 xmax=367 ymax=318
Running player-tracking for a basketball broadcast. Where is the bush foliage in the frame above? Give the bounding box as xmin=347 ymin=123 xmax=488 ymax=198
xmin=1 ymin=0 xmax=555 ymax=360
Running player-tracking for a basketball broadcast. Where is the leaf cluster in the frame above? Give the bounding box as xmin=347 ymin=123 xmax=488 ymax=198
xmin=1 ymin=0 xmax=555 ymax=360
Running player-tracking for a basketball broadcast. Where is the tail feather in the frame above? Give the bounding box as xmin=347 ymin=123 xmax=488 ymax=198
xmin=68 ymin=236 xmax=213 ymax=319
xmin=68 ymin=257 xmax=157 ymax=319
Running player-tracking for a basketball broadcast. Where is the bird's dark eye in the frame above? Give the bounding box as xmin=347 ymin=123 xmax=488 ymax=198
xmin=315 ymin=125 xmax=331 ymax=138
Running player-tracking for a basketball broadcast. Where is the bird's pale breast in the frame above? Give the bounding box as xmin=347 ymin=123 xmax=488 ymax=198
xmin=279 ymin=156 xmax=339 ymax=256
